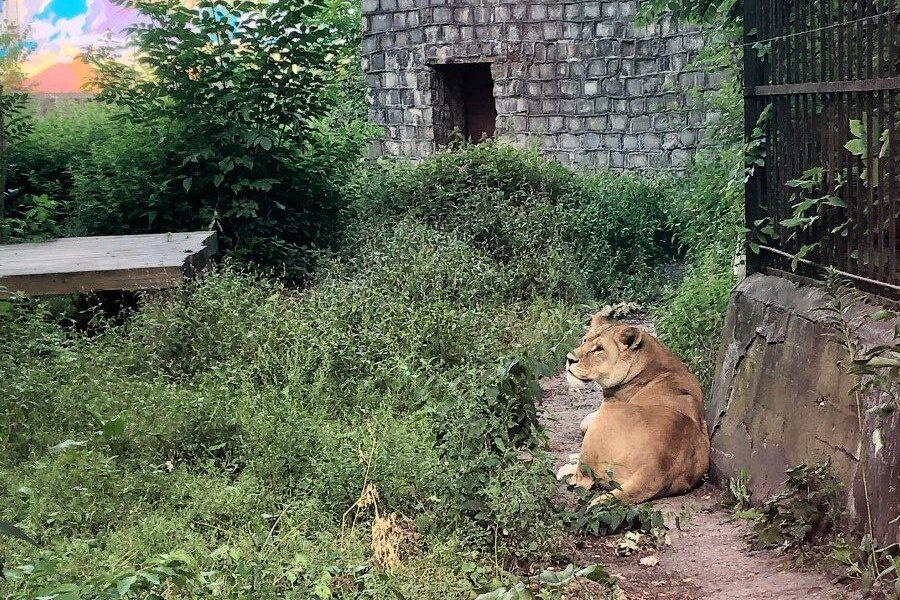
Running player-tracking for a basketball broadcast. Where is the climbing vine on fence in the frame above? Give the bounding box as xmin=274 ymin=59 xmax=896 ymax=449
xmin=819 ymin=272 xmax=900 ymax=595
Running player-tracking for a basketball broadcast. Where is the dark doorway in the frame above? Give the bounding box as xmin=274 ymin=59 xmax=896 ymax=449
xmin=432 ymin=63 xmax=497 ymax=145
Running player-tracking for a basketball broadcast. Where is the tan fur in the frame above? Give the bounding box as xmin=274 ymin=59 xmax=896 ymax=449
xmin=556 ymin=313 xmax=710 ymax=504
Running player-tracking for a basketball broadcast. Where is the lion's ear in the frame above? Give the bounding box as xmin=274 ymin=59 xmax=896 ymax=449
xmin=615 ymin=326 xmax=643 ymax=351
xmin=590 ymin=312 xmax=610 ymax=327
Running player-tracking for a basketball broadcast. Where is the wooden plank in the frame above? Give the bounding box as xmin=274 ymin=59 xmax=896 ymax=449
xmin=0 ymin=231 xmax=217 ymax=296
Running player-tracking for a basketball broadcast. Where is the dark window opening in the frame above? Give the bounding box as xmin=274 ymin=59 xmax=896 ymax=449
xmin=432 ymin=63 xmax=497 ymax=146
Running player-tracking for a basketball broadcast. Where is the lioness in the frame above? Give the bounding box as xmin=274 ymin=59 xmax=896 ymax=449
xmin=556 ymin=313 xmax=709 ymax=504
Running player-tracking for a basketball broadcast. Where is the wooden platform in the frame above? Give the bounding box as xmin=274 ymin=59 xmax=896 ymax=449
xmin=0 ymin=231 xmax=218 ymax=296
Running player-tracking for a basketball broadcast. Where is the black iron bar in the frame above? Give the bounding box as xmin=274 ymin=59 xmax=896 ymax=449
xmin=747 ymin=76 xmax=900 ymax=95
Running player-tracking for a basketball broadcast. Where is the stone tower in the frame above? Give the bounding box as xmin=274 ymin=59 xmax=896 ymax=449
xmin=361 ymin=0 xmax=721 ymax=170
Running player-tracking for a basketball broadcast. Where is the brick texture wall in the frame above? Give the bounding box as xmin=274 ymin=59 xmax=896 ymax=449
xmin=361 ymin=0 xmax=722 ymax=170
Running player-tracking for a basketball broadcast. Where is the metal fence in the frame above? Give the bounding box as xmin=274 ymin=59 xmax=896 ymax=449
xmin=744 ymin=0 xmax=900 ymax=300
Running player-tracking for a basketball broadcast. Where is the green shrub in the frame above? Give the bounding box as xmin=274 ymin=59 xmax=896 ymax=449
xmin=5 ymin=102 xmax=157 ymax=239
xmin=347 ymin=142 xmax=676 ymax=303
xmin=1 ymin=193 xmax=61 ymax=241
xmin=9 ymin=102 xmax=125 ymax=201
xmin=67 ymin=120 xmax=169 ymax=236
xmin=654 ymin=119 xmax=743 ymax=393
xmin=6 ymin=1 xmax=370 ymax=277
xmin=569 ymin=172 xmax=676 ymax=300
xmin=84 ymin=0 xmax=373 ymax=277
xmin=752 ymin=463 xmax=843 ymax=552
xmin=655 ymin=249 xmax=735 ymax=390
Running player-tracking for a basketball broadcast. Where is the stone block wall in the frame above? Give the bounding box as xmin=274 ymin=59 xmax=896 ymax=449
xmin=361 ymin=0 xmax=722 ymax=170
xmin=709 ymin=274 xmax=900 ymax=544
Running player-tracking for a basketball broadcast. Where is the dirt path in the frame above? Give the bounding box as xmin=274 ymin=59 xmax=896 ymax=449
xmin=539 ymin=316 xmax=858 ymax=600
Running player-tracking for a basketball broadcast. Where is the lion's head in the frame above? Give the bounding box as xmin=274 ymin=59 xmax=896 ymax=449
xmin=566 ymin=313 xmax=646 ymax=390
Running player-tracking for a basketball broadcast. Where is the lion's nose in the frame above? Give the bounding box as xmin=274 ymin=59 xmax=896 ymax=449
xmin=566 ymin=353 xmax=579 ymax=364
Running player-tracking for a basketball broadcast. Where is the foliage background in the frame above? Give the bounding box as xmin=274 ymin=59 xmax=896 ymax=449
xmin=0 ymin=0 xmax=746 ymax=597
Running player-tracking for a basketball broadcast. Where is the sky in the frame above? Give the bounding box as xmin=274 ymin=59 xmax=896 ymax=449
xmin=2 ymin=0 xmax=141 ymax=92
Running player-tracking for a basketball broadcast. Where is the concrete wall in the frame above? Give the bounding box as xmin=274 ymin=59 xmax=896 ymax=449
xmin=709 ymin=274 xmax=900 ymax=543
xmin=361 ymin=0 xmax=722 ymax=170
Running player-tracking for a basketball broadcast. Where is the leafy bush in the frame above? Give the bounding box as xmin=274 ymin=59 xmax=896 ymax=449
xmin=347 ymin=142 xmax=676 ymax=303
xmin=0 ymin=21 xmax=33 ymax=244
xmin=5 ymin=102 xmax=168 ymax=240
xmin=9 ymin=102 xmax=123 ymax=201
xmin=5 ymin=0 xmax=370 ymax=275
xmin=655 ymin=249 xmax=736 ymax=389
xmin=653 ymin=62 xmax=744 ymax=393
xmin=78 ymin=0 xmax=372 ymax=277
xmin=752 ymin=463 xmax=843 ymax=552
xmin=570 ymin=172 xmax=676 ymax=300
xmin=566 ymin=496 xmax=665 ymax=538
xmin=1 ymin=193 xmax=61 ymax=241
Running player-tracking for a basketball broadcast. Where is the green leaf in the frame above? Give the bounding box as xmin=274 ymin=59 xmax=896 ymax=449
xmin=182 ymin=177 xmax=193 ymax=193
xmin=576 ymin=563 xmax=615 ymax=585
xmin=475 ymin=589 xmax=508 ymax=600
xmin=533 ymin=564 xmax=575 ymax=586
xmin=314 ymin=571 xmax=332 ymax=599
xmin=791 ymin=197 xmax=817 ymax=213
xmin=843 ymin=139 xmax=865 ymax=156
xmin=117 ymin=574 xmax=138 ymax=596
xmin=786 ymin=178 xmax=814 ymax=191
xmin=821 ymin=197 xmax=846 ymax=208
xmin=102 ymin=415 xmax=126 ymax=439
xmin=870 ymin=310 xmax=897 ymax=322
xmin=780 ymin=217 xmax=809 ymax=229
xmin=866 ymin=356 xmax=900 ymax=369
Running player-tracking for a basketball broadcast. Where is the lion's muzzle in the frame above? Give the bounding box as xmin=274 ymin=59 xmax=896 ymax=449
xmin=566 ymin=358 xmax=590 ymax=389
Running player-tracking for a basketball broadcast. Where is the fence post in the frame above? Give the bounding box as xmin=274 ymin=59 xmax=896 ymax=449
xmin=743 ymin=0 xmax=765 ymax=275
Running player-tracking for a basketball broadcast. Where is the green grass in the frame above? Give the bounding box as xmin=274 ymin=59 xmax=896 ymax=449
xmin=0 ymin=221 xmax=579 ymax=598
xmin=0 ymin=142 xmax=742 ymax=598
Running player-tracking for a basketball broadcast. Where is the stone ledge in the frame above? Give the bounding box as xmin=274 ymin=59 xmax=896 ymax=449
xmin=709 ymin=273 xmax=900 ymax=543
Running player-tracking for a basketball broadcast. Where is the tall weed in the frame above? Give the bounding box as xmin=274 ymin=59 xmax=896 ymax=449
xmin=0 ymin=223 xmax=577 ymax=598
xmin=654 ymin=78 xmax=744 ymax=393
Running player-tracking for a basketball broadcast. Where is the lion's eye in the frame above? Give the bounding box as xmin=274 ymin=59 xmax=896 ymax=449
xmin=593 ymin=346 xmax=604 ymax=353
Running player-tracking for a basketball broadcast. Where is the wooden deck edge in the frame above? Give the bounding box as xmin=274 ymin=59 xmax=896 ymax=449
xmin=0 ymin=231 xmax=219 ymax=297
xmin=180 ymin=231 xmax=219 ymax=278
xmin=0 ymin=266 xmax=183 ymax=297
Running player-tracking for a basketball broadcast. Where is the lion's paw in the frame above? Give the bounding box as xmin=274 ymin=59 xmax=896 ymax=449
xmin=588 ymin=492 xmax=615 ymax=507
xmin=555 ymin=461 xmax=578 ymax=483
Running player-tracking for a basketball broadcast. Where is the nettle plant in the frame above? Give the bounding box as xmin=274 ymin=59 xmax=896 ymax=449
xmin=843 ymin=112 xmax=892 ymax=187
xmin=820 ymin=272 xmax=900 ymax=436
xmin=750 ymin=163 xmax=849 ymax=272
xmin=778 ymin=166 xmax=849 ymax=271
